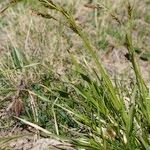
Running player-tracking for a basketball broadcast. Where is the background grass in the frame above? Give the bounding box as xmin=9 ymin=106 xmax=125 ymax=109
xmin=0 ymin=0 xmax=150 ymax=149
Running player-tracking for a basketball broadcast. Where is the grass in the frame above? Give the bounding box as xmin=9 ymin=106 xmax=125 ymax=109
xmin=0 ymin=0 xmax=150 ymax=149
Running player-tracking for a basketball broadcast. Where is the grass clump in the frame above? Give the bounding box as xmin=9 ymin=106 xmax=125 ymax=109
xmin=0 ymin=0 xmax=150 ymax=149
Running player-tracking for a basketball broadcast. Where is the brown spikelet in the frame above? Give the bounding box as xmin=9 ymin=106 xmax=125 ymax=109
xmin=127 ymin=1 xmax=133 ymax=19
xmin=31 ymin=9 xmax=57 ymax=20
xmin=106 ymin=128 xmax=116 ymax=139
xmin=111 ymin=13 xmax=122 ymax=25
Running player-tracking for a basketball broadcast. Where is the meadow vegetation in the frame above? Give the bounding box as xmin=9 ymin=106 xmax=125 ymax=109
xmin=0 ymin=0 xmax=150 ymax=149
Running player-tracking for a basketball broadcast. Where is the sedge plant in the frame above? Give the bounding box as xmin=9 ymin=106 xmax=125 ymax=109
xmin=0 ymin=0 xmax=150 ymax=149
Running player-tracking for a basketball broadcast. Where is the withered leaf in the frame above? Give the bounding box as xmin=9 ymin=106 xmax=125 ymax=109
xmin=11 ymin=98 xmax=24 ymax=116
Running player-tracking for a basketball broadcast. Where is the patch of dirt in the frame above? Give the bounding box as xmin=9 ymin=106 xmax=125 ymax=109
xmin=1 ymin=129 xmax=75 ymax=150
xmin=101 ymin=47 xmax=150 ymax=86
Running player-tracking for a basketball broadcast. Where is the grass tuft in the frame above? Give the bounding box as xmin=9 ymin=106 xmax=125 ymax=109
xmin=0 ymin=0 xmax=150 ymax=149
